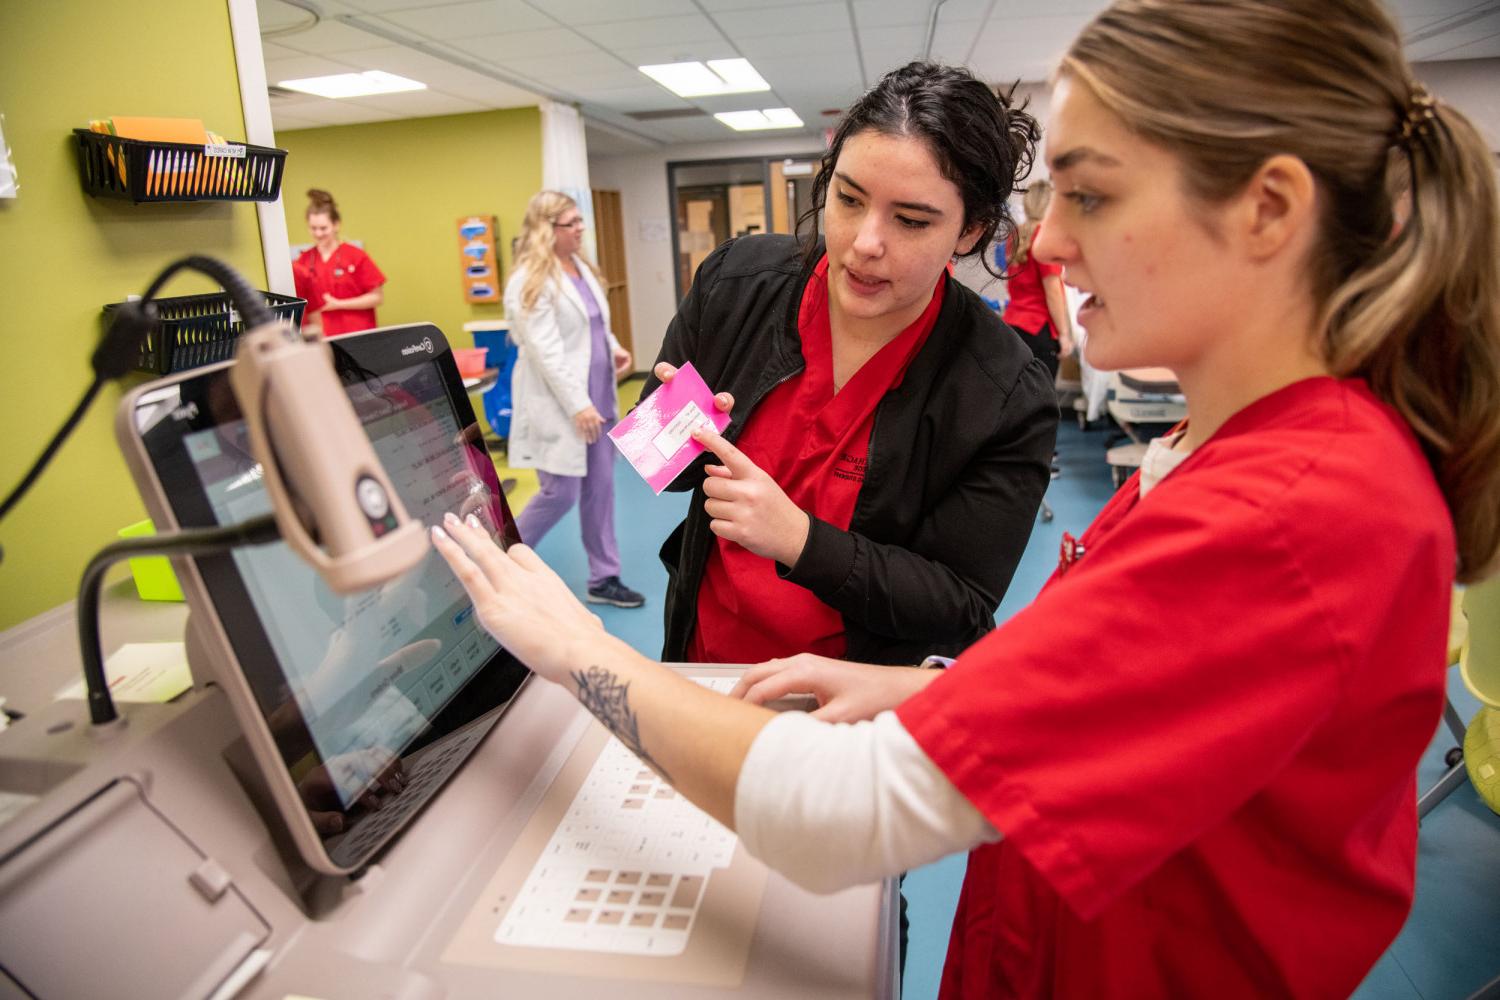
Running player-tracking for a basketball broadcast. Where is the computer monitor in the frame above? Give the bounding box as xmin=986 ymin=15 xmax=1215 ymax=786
xmin=116 ymin=323 xmax=530 ymax=876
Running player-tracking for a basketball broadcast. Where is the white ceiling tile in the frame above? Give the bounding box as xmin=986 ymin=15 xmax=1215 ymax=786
xmin=1387 ymin=0 xmax=1500 ymax=24
xmin=330 ymin=0 xmax=491 ymax=11
xmin=574 ymin=14 xmax=727 ymax=50
xmin=583 ymin=86 xmax=694 ymax=113
xmin=989 ymin=0 xmax=1107 ymax=16
xmin=449 ymin=28 xmax=602 ymax=61
xmin=266 ymin=54 xmax=368 ymax=84
xmin=861 ymin=45 xmax=923 ymax=77
xmin=1405 ymin=9 xmax=1500 ymax=59
xmin=965 ymin=14 xmax=1091 ymax=78
xmin=269 ymin=18 xmax=399 ymax=53
xmin=378 ymin=0 xmax=558 ymax=38
xmin=612 ymin=43 xmax=743 ymax=66
xmin=1415 ymin=29 xmax=1500 ymax=60
xmin=710 ymin=3 xmax=850 ymax=37
xmin=492 ymin=49 xmax=632 ymax=80
xmin=260 ymin=41 xmax=308 ymax=61
xmin=351 ymin=88 xmax=492 ymax=116
xmin=857 ymin=24 xmax=922 ymax=52
xmin=259 ymin=0 xmax=315 ymax=32
xmin=529 ymin=0 xmax=702 ymax=23
xmin=736 ymin=30 xmax=857 ymax=59
xmin=697 ymin=0 xmax=818 ymax=8
xmin=328 ymin=45 xmax=543 ymax=104
xmin=928 ymin=18 xmax=984 ymax=62
xmin=852 ymin=0 xmax=928 ymax=29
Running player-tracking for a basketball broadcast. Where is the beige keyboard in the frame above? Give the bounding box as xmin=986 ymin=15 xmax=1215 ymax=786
xmin=495 ymin=677 xmax=737 ymax=956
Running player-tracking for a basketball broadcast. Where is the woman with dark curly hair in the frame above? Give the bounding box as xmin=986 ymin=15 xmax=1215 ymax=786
xmin=642 ymin=61 xmax=1058 ymax=668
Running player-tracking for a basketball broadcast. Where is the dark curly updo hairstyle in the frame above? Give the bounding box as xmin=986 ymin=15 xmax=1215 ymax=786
xmin=798 ymin=61 xmax=1040 ymax=278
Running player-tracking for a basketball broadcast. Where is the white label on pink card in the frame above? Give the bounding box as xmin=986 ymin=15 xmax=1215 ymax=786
xmin=652 ymin=400 xmax=711 ymax=459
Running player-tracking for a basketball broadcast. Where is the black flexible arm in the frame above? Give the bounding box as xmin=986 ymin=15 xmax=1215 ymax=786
xmin=78 ymin=515 xmax=280 ymax=726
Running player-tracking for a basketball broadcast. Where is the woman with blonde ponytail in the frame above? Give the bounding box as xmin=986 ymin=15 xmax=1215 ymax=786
xmin=503 ymin=190 xmax=643 ymax=608
xmin=1002 ymin=179 xmax=1075 ymax=374
xmin=430 ymin=4 xmax=1500 ymax=996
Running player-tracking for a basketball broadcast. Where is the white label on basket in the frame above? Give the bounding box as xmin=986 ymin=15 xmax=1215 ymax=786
xmin=204 ymin=143 xmax=246 ymax=159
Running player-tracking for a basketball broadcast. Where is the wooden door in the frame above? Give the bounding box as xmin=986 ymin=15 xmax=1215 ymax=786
xmin=591 ymin=188 xmax=633 ymax=368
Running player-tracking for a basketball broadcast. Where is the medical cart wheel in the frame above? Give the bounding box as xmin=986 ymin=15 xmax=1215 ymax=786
xmin=1445 ymin=746 xmax=1465 ymax=768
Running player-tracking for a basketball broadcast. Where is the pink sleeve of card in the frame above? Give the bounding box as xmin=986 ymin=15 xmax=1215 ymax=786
xmin=608 ymin=362 xmax=732 ymax=494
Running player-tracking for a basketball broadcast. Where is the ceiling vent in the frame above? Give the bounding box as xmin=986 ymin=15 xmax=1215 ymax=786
xmin=625 ymin=108 xmax=709 ymax=122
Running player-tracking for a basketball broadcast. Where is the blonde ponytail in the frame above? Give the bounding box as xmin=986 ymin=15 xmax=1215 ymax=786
xmin=1011 ymin=180 xmax=1052 ymax=268
xmin=1323 ymin=100 xmax=1500 ymax=581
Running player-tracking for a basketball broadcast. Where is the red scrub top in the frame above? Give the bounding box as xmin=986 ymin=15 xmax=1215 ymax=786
xmin=293 ymin=242 xmax=386 ymax=337
xmin=896 ymin=377 xmax=1454 ymax=999
xmin=688 ymin=256 xmax=945 ymax=663
xmin=1001 ymin=231 xmax=1062 ymax=336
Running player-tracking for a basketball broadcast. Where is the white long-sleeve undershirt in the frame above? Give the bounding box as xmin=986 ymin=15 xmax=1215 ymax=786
xmin=733 ymin=710 xmax=1000 ymax=895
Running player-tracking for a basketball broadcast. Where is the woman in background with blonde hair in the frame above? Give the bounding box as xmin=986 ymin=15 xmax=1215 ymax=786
xmin=503 ymin=190 xmax=643 ymax=608
xmin=433 ymin=1 xmax=1500 ymax=994
xmin=1002 ymin=178 xmax=1074 ymax=376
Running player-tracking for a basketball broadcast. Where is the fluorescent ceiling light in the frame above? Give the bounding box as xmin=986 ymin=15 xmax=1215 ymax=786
xmin=714 ymin=108 xmax=805 ymax=131
xmin=639 ymin=58 xmax=770 ymax=97
xmin=276 ymin=71 xmax=426 ymax=99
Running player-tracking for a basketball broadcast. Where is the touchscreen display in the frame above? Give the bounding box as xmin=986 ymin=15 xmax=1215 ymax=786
xmin=132 ymin=328 xmax=527 ymax=869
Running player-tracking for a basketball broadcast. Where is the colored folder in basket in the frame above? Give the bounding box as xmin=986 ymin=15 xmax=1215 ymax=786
xmin=609 ymin=363 xmax=731 ymax=494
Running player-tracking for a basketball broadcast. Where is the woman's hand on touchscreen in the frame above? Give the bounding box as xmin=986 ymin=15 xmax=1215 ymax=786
xmin=430 ymin=511 xmax=606 ymax=684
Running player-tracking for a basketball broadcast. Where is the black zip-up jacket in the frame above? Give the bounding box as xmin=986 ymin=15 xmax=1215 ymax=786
xmin=642 ymin=235 xmax=1058 ymax=666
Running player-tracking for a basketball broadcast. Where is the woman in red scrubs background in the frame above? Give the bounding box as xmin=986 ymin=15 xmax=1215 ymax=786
xmin=429 ymin=0 xmax=1500 ymax=996
xmin=293 ymin=188 xmax=387 ymax=337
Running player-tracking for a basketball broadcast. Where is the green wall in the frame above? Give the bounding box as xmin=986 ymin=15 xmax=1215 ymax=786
xmin=0 ymin=1 xmax=268 ymax=629
xmin=277 ymin=109 xmax=542 ymax=347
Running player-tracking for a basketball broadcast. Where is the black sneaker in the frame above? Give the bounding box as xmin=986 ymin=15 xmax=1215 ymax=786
xmin=587 ymin=576 xmax=645 ymax=608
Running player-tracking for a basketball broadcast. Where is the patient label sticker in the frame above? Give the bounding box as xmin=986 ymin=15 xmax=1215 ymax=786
xmin=653 ymin=400 xmax=711 ymax=460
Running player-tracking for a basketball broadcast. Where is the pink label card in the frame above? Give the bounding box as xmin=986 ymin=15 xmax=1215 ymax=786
xmin=608 ymin=363 xmax=730 ymax=494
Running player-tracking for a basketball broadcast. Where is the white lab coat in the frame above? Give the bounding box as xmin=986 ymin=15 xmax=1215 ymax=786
xmin=504 ymin=256 xmax=622 ymax=476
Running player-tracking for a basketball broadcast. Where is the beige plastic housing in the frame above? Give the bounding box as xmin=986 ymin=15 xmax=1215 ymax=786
xmin=228 ymin=321 xmax=428 ymax=594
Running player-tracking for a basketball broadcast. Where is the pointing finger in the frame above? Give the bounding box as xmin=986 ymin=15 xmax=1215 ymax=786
xmin=692 ymin=427 xmax=758 ymax=478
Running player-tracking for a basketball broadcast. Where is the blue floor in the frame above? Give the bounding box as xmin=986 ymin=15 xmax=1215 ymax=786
xmin=518 ymin=416 xmax=1500 ymax=1000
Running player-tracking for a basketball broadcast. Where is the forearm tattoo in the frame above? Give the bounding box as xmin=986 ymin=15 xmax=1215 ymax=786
xmin=571 ymin=665 xmax=672 ymax=782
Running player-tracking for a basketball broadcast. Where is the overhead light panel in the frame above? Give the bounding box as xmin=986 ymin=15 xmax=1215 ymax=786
xmin=714 ymin=108 xmax=805 ymax=131
xmin=276 ymin=70 xmax=426 ymax=99
xmin=639 ymin=58 xmax=770 ymax=98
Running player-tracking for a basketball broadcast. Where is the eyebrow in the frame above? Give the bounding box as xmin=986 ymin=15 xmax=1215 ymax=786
xmin=1049 ymin=147 xmax=1123 ymax=172
xmin=834 ymin=171 xmax=945 ymax=215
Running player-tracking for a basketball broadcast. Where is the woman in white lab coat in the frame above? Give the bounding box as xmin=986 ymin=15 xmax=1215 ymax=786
xmin=504 ymin=190 xmax=643 ymax=608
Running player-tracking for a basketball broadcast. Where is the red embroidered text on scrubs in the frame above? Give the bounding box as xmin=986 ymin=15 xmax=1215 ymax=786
xmin=688 ymin=256 xmax=945 ymax=663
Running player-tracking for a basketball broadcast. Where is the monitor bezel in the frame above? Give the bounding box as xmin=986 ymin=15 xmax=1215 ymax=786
xmin=115 ymin=322 xmax=530 ymax=876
